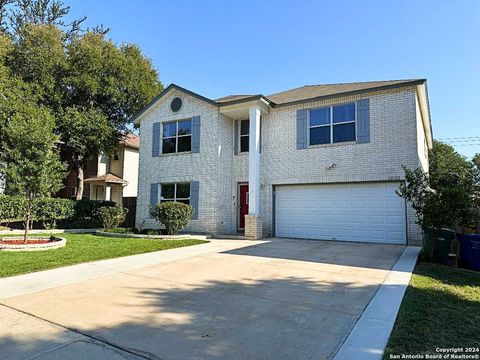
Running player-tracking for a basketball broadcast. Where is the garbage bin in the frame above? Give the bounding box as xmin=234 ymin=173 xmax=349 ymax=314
xmin=457 ymin=234 xmax=480 ymax=271
xmin=422 ymin=227 xmax=455 ymax=265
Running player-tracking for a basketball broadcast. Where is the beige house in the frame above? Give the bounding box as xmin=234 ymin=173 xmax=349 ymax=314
xmin=133 ymin=80 xmax=432 ymax=245
xmin=84 ymin=134 xmax=139 ymax=206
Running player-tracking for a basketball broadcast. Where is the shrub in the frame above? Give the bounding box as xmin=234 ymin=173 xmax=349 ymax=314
xmin=103 ymin=227 xmax=134 ymax=234
xmin=69 ymin=199 xmax=117 ymax=228
xmin=33 ymin=198 xmax=74 ymax=229
xmin=99 ymin=206 xmax=127 ymax=230
xmin=150 ymin=202 xmax=193 ymax=235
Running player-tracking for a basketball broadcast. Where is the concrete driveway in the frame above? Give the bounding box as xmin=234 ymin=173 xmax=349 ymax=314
xmin=0 ymin=238 xmax=405 ymax=360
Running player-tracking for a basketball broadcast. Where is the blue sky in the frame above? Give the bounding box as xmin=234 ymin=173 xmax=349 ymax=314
xmin=66 ymin=0 xmax=480 ymax=158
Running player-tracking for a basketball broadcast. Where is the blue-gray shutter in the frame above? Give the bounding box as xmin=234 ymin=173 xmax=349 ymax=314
xmin=149 ymin=183 xmax=159 ymax=218
xmin=356 ymin=99 xmax=370 ymax=144
xmin=152 ymin=122 xmax=160 ymax=156
xmin=296 ymin=109 xmax=308 ymax=149
xmin=234 ymin=120 xmax=239 ymax=155
xmin=191 ymin=116 xmax=201 ymax=153
xmin=190 ymin=181 xmax=199 ymax=220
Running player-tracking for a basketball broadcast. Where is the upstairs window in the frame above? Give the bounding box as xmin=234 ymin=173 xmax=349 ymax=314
xmin=162 ymin=119 xmax=192 ymax=154
xmin=240 ymin=119 xmax=249 ymax=152
xmin=160 ymin=182 xmax=190 ymax=205
xmin=309 ymin=103 xmax=356 ymax=145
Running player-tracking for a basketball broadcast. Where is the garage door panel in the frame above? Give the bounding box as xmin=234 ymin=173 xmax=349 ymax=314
xmin=275 ymin=182 xmax=406 ymax=244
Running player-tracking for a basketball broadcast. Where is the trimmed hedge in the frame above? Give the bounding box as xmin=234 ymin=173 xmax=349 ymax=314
xmin=0 ymin=195 xmax=74 ymax=229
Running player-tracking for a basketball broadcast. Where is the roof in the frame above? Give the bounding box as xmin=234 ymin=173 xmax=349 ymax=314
xmin=215 ymin=95 xmax=255 ymax=103
xmin=84 ymin=173 xmax=128 ymax=185
xmin=266 ymin=79 xmax=425 ymax=105
xmin=120 ymin=133 xmax=139 ymax=149
xmin=132 ymin=79 xmax=426 ymax=123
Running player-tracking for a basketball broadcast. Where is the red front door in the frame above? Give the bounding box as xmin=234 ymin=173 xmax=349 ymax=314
xmin=239 ymin=184 xmax=249 ymax=229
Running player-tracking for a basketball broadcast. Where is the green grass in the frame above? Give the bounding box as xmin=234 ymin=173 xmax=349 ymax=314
xmin=0 ymin=233 xmax=208 ymax=278
xmin=384 ymin=262 xmax=480 ymax=358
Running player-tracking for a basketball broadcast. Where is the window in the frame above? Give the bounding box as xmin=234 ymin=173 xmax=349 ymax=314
xmin=162 ymin=119 xmax=192 ymax=154
xmin=160 ymin=182 xmax=190 ymax=205
xmin=113 ymin=149 xmax=119 ymax=160
xmin=239 ymin=119 xmax=249 ymax=152
xmin=309 ymin=103 xmax=356 ymax=145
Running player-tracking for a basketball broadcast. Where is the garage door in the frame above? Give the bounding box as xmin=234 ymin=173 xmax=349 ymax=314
xmin=275 ymin=182 xmax=406 ymax=244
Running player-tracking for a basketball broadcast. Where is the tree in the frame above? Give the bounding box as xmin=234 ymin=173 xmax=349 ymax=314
xmin=0 ymin=0 xmax=87 ymax=37
xmin=61 ymin=32 xmax=162 ymax=198
xmin=1 ymin=9 xmax=163 ymax=199
xmin=0 ymin=101 xmax=66 ymax=240
xmin=473 ymin=153 xmax=480 ymax=171
xmin=397 ymin=141 xmax=480 ymax=260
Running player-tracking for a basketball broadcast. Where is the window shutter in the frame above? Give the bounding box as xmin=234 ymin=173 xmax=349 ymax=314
xmin=296 ymin=109 xmax=308 ymax=149
xmin=190 ymin=181 xmax=199 ymax=220
xmin=152 ymin=122 xmax=160 ymax=156
xmin=149 ymin=183 xmax=159 ymax=218
xmin=234 ymin=120 xmax=239 ymax=155
xmin=191 ymin=116 xmax=201 ymax=153
xmin=356 ymin=99 xmax=370 ymax=144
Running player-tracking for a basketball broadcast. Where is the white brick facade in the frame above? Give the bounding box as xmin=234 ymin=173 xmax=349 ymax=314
xmin=136 ymin=85 xmax=430 ymax=245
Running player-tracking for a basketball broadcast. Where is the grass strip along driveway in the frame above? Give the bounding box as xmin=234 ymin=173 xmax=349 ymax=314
xmin=0 ymin=233 xmax=208 ymax=278
xmin=384 ymin=263 xmax=480 ymax=358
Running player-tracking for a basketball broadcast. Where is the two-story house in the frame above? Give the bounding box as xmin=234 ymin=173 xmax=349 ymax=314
xmin=133 ymin=80 xmax=432 ymax=245
xmin=83 ymin=133 xmax=140 ymax=206
xmin=58 ymin=134 xmax=140 ymax=208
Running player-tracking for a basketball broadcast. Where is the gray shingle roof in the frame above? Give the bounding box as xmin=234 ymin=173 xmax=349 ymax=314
xmin=266 ymin=79 xmax=423 ymax=105
xmin=132 ymin=79 xmax=426 ymax=123
xmin=215 ymin=95 xmax=255 ymax=103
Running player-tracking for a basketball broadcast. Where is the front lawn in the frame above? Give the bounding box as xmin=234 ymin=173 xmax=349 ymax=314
xmin=384 ymin=263 xmax=480 ymax=358
xmin=0 ymin=233 xmax=208 ymax=278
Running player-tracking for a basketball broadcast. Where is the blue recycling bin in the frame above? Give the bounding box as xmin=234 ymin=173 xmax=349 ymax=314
xmin=457 ymin=234 xmax=480 ymax=271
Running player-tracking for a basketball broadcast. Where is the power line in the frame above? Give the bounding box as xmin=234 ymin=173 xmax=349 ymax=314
xmin=438 ymin=136 xmax=480 ymax=140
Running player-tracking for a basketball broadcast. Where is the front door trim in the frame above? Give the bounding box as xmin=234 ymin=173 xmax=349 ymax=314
xmin=237 ymin=182 xmax=248 ymax=230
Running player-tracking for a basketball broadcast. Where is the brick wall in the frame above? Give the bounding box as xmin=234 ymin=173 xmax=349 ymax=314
xmin=136 ymin=86 xmax=427 ymax=244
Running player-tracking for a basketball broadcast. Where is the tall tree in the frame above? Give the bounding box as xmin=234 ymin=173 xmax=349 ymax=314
xmin=0 ymin=0 xmax=86 ymax=37
xmin=63 ymin=31 xmax=162 ymax=198
xmin=1 ymin=1 xmax=163 ymax=199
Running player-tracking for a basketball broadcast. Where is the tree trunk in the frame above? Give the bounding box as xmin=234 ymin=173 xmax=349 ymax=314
xmin=73 ymin=155 xmax=85 ymax=201
xmin=24 ymin=194 xmax=33 ymax=243
xmin=76 ymin=165 xmax=84 ymax=200
xmin=24 ymin=218 xmax=29 ymax=243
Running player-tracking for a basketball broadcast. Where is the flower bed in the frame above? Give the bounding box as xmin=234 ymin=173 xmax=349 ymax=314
xmin=0 ymin=236 xmax=66 ymax=251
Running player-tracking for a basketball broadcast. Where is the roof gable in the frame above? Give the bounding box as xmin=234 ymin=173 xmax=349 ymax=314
xmin=132 ymin=79 xmax=427 ymax=123
xmin=132 ymin=84 xmax=217 ymax=124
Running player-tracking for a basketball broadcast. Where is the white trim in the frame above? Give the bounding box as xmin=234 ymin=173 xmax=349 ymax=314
xmin=161 ymin=118 xmax=192 ymax=154
xmin=308 ymin=102 xmax=357 ymax=146
xmin=159 ymin=182 xmax=191 ymax=204
xmin=248 ymin=107 xmax=261 ymax=215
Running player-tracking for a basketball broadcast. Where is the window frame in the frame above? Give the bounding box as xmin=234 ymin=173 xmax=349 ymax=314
xmin=160 ymin=182 xmax=191 ymax=204
xmin=308 ymin=102 xmax=357 ymax=146
xmin=239 ymin=119 xmax=249 ymax=153
xmin=161 ymin=118 xmax=192 ymax=154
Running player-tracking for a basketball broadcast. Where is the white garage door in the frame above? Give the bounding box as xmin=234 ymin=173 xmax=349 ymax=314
xmin=275 ymin=182 xmax=406 ymax=244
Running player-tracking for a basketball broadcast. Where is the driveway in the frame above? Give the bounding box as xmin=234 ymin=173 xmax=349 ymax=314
xmin=0 ymin=238 xmax=405 ymax=360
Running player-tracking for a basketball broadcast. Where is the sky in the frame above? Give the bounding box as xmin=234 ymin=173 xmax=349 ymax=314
xmin=65 ymin=0 xmax=480 ymax=158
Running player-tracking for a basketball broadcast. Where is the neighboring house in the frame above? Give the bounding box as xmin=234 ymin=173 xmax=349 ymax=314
xmin=133 ymin=80 xmax=432 ymax=245
xmin=58 ymin=134 xmax=140 ymax=207
xmin=84 ymin=134 xmax=140 ymax=207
